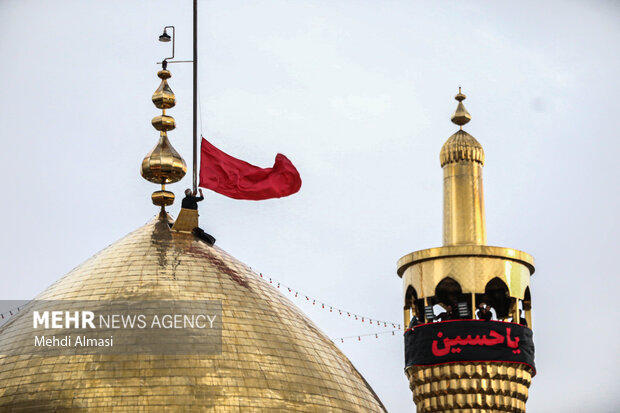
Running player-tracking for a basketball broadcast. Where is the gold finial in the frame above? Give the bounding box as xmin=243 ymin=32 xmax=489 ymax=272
xmin=141 ymin=68 xmax=187 ymax=209
xmin=152 ymin=70 xmax=176 ymax=109
xmin=451 ymin=86 xmax=471 ymax=128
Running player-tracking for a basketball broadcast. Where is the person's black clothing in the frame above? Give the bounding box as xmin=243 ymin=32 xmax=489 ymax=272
xmin=181 ymin=194 xmax=204 ymax=210
xmin=193 ymin=227 xmax=216 ymax=246
xmin=477 ymin=308 xmax=492 ymax=321
xmin=437 ymin=311 xmax=452 ymax=322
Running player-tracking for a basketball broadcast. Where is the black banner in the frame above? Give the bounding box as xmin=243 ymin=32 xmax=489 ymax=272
xmin=405 ymin=320 xmax=535 ymax=374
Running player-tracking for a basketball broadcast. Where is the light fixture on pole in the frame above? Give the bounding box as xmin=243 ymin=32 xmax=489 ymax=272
xmin=158 ymin=26 xmax=175 ymax=68
xmin=159 ymin=29 xmax=171 ymax=42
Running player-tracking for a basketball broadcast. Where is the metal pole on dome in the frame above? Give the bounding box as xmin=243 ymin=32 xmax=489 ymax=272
xmin=192 ymin=0 xmax=198 ymax=193
xmin=156 ymin=2 xmax=198 ymax=193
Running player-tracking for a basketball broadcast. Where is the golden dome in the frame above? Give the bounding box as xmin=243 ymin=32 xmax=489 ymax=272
xmin=0 ymin=215 xmax=386 ymax=412
xmin=439 ymin=129 xmax=485 ymax=167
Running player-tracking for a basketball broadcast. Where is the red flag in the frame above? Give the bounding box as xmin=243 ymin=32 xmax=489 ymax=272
xmin=199 ymin=138 xmax=301 ymax=200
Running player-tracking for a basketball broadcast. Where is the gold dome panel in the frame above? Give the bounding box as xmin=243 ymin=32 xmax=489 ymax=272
xmin=0 ymin=217 xmax=386 ymax=412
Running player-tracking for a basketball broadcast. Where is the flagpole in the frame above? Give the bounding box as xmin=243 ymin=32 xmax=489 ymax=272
xmin=192 ymin=0 xmax=198 ymax=193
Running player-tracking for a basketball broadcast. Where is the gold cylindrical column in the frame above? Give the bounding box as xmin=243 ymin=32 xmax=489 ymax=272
xmin=442 ymin=159 xmax=486 ymax=246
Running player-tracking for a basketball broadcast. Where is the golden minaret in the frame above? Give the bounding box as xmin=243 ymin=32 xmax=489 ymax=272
xmin=398 ymin=89 xmax=536 ymax=412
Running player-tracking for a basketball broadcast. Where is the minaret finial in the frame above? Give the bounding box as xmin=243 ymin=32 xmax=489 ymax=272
xmin=451 ymin=87 xmax=471 ymax=129
xmin=140 ymin=67 xmax=187 ymax=211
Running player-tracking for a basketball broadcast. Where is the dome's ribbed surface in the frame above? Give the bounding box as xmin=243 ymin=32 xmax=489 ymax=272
xmin=0 ymin=216 xmax=386 ymax=412
xmin=439 ymin=130 xmax=485 ymax=167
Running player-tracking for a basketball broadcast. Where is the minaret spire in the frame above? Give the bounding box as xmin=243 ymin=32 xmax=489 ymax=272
xmin=440 ymin=88 xmax=486 ymax=245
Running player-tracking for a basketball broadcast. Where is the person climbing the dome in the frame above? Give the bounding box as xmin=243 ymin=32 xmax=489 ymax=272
xmin=181 ymin=188 xmax=204 ymax=210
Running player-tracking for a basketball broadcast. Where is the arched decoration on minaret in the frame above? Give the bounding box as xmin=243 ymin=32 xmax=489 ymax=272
xmin=434 ymin=277 xmax=464 ymax=312
xmin=523 ymin=286 xmax=532 ymax=327
xmin=484 ymin=277 xmax=510 ymax=320
xmin=404 ymin=286 xmax=420 ymax=327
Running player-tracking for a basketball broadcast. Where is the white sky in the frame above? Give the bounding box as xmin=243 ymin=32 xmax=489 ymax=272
xmin=1 ymin=1 xmax=619 ymax=411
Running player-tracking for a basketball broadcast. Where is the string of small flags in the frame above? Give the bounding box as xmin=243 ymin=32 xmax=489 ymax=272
xmin=332 ymin=329 xmax=400 ymax=343
xmin=257 ymin=272 xmax=402 ymax=331
xmin=0 ymin=274 xmax=405 ymax=333
xmin=0 ymin=304 xmax=25 ymax=320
